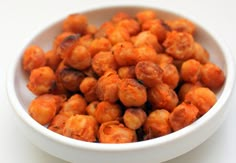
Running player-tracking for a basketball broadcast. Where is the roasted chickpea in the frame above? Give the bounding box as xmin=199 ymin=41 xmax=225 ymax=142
xmin=85 ymin=24 xmax=97 ymax=35
xmin=134 ymin=45 xmax=159 ymax=64
xmin=28 ymin=94 xmax=65 ymax=125
xmin=107 ymin=26 xmax=130 ymax=45
xmin=185 ymin=87 xmax=217 ymax=116
xmin=192 ymin=42 xmax=209 ymax=64
xmin=79 ymin=77 xmax=98 ymax=102
xmin=135 ymin=10 xmax=157 ymax=24
xmin=53 ymin=32 xmax=75 ymax=49
xmin=117 ymin=18 xmax=141 ymax=36
xmin=123 ymin=108 xmax=147 ymax=130
xmin=63 ymin=115 xmax=98 ymax=142
xmin=111 ymin=12 xmax=131 ymax=23
xmin=163 ymin=31 xmax=195 ymax=60
xmin=95 ymin=21 xmax=115 ymax=38
xmin=169 ymin=102 xmax=199 ymax=131
xmin=155 ymin=53 xmax=173 ymax=65
xmin=22 ymin=45 xmax=46 ymax=73
xmin=180 ymin=59 xmax=201 ymax=83
xmin=160 ymin=63 xmax=179 ymax=89
xmin=166 ymin=19 xmax=195 ymax=35
xmin=143 ymin=109 xmax=171 ymax=139
xmin=200 ymin=62 xmax=225 ymax=90
xmin=27 ymin=66 xmax=56 ymax=95
xmin=45 ymin=49 xmax=62 ymax=71
xmin=148 ymin=83 xmax=179 ymax=112
xmin=89 ymin=37 xmax=112 ymax=57
xmin=118 ymin=78 xmax=147 ymax=107
xmin=118 ymin=66 xmax=136 ymax=79
xmin=62 ymin=14 xmax=88 ymax=34
xmin=77 ymin=34 xmax=93 ymax=48
xmin=135 ymin=61 xmax=163 ymax=87
xmin=86 ymin=101 xmax=99 ymax=117
xmin=98 ymin=121 xmax=137 ymax=143
xmin=178 ymin=82 xmax=202 ymax=102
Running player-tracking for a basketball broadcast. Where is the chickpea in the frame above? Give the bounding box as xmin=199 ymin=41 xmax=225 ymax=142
xmin=95 ymin=101 xmax=122 ymax=124
xmin=28 ymin=94 xmax=65 ymax=125
xmin=22 ymin=45 xmax=46 ymax=73
xmin=134 ymin=45 xmax=159 ymax=64
xmin=92 ymin=51 xmax=118 ymax=76
xmin=27 ymin=66 xmax=56 ymax=95
xmin=166 ymin=19 xmax=195 ymax=35
xmin=77 ymin=34 xmax=93 ymax=49
xmin=169 ymin=102 xmax=199 ymax=131
xmin=178 ymin=82 xmax=202 ymax=102
xmin=64 ymin=45 xmax=91 ymax=70
xmin=63 ymin=115 xmax=98 ymax=142
xmin=135 ymin=10 xmax=157 ymax=24
xmin=118 ymin=78 xmax=147 ymax=107
xmin=185 ymin=87 xmax=217 ymax=116
xmin=155 ymin=53 xmax=173 ymax=65
xmin=163 ymin=31 xmax=195 ymax=60
xmin=86 ymin=101 xmax=99 ymax=117
xmin=135 ymin=61 xmax=163 ymax=87
xmin=96 ymin=70 xmax=120 ymax=103
xmin=85 ymin=24 xmax=97 ymax=35
xmin=118 ymin=66 xmax=136 ymax=79
xmin=117 ymin=18 xmax=141 ymax=36
xmin=89 ymin=37 xmax=112 ymax=57
xmin=79 ymin=77 xmax=98 ymax=102
xmin=180 ymin=59 xmax=201 ymax=83
xmin=45 ymin=49 xmax=62 ymax=71
xmin=98 ymin=121 xmax=137 ymax=143
xmin=192 ymin=42 xmax=209 ymax=64
xmin=62 ymin=14 xmax=88 ymax=34
xmin=95 ymin=21 xmax=115 ymax=38
xmin=143 ymin=109 xmax=171 ymax=139
xmin=111 ymin=12 xmax=131 ymax=23
xmin=123 ymin=108 xmax=147 ymax=130
xmin=200 ymin=62 xmax=225 ymax=90
xmin=160 ymin=63 xmax=179 ymax=89
xmin=53 ymin=31 xmax=75 ymax=49
xmin=107 ymin=26 xmax=130 ymax=45
xmin=148 ymin=83 xmax=179 ymax=112
xmin=60 ymin=94 xmax=87 ymax=115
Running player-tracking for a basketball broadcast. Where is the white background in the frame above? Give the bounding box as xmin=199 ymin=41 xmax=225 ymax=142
xmin=1 ymin=0 xmax=236 ymax=162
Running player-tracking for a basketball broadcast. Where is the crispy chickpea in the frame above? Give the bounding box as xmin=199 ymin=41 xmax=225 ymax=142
xmin=135 ymin=10 xmax=157 ymax=24
xmin=118 ymin=78 xmax=147 ymax=107
xmin=180 ymin=59 xmax=201 ymax=83
xmin=63 ymin=115 xmax=98 ymax=142
xmin=169 ymin=102 xmax=199 ymax=131
xmin=160 ymin=63 xmax=180 ymax=89
xmin=142 ymin=19 xmax=170 ymax=43
xmin=77 ymin=34 xmax=93 ymax=48
xmin=132 ymin=31 xmax=163 ymax=53
xmin=53 ymin=32 xmax=75 ymax=49
xmin=92 ymin=51 xmax=118 ymax=76
xmin=200 ymin=62 xmax=225 ymax=90
xmin=98 ymin=121 xmax=137 ymax=143
xmin=88 ymin=37 xmax=112 ymax=57
xmin=166 ymin=19 xmax=195 ymax=35
xmin=27 ymin=66 xmax=56 ymax=95
xmin=64 ymin=45 xmax=91 ymax=70
xmin=117 ymin=18 xmax=141 ymax=36
xmin=45 ymin=49 xmax=62 ymax=71
xmin=96 ymin=70 xmax=120 ymax=103
xmin=22 ymin=45 xmax=46 ymax=73
xmin=60 ymin=94 xmax=87 ymax=115
xmin=86 ymin=101 xmax=99 ymax=117
xmin=148 ymin=83 xmax=179 ymax=112
xmin=107 ymin=26 xmax=130 ymax=45
xmin=155 ymin=53 xmax=173 ymax=65
xmin=62 ymin=14 xmax=88 ymax=34
xmin=192 ymin=42 xmax=209 ymax=64
xmin=95 ymin=101 xmax=122 ymax=124
xmin=28 ymin=94 xmax=65 ymax=125
xmin=135 ymin=61 xmax=163 ymax=87
xmin=95 ymin=21 xmax=115 ymax=38
xmin=185 ymin=87 xmax=217 ymax=116
xmin=123 ymin=108 xmax=147 ymax=130
xmin=112 ymin=41 xmax=136 ymax=67
xmin=143 ymin=109 xmax=171 ymax=139
xmin=85 ymin=24 xmax=97 ymax=35
xmin=79 ymin=77 xmax=98 ymax=102
xmin=111 ymin=12 xmax=131 ymax=23
xmin=163 ymin=31 xmax=195 ymax=60
xmin=134 ymin=45 xmax=159 ymax=64
xmin=178 ymin=82 xmax=202 ymax=102
xmin=118 ymin=66 xmax=136 ymax=79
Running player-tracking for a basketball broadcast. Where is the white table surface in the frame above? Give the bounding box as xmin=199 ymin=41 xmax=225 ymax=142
xmin=1 ymin=0 xmax=236 ymax=162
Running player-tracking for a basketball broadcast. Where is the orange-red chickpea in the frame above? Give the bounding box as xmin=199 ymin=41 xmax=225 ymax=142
xmin=111 ymin=12 xmax=131 ymax=23
xmin=180 ymin=59 xmax=201 ymax=83
xmin=77 ymin=34 xmax=93 ymax=48
xmin=135 ymin=10 xmax=157 ymax=24
xmin=53 ymin=32 xmax=75 ymax=49
xmin=178 ymin=82 xmax=202 ymax=102
xmin=85 ymin=24 xmax=97 ymax=35
xmin=107 ymin=26 xmax=130 ymax=45
xmin=166 ymin=19 xmax=195 ymax=35
xmin=192 ymin=42 xmax=209 ymax=64
xmin=118 ymin=66 xmax=136 ymax=79
xmin=117 ymin=18 xmax=141 ymax=36
xmin=45 ymin=49 xmax=62 ymax=71
xmin=79 ymin=77 xmax=98 ymax=102
xmin=89 ymin=37 xmax=112 ymax=57
xmin=86 ymin=101 xmax=99 ymax=117
xmin=95 ymin=21 xmax=115 ymax=38
xmin=155 ymin=53 xmax=173 ymax=65
xmin=134 ymin=45 xmax=159 ymax=64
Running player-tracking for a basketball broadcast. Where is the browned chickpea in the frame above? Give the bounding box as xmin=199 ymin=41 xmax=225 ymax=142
xmin=169 ymin=102 xmax=199 ymax=131
xmin=143 ymin=109 xmax=171 ymax=139
xmin=22 ymin=45 xmax=46 ymax=73
xmin=142 ymin=19 xmax=170 ymax=43
xmin=185 ymin=87 xmax=217 ymax=116
xmin=64 ymin=45 xmax=91 ymax=70
xmin=63 ymin=115 xmax=98 ymax=142
xmin=27 ymin=66 xmax=56 ymax=95
xmin=88 ymin=37 xmax=112 ymax=57
xmin=45 ymin=49 xmax=62 ymax=71
xmin=117 ymin=18 xmax=141 ymax=36
xmin=94 ymin=101 xmax=122 ymax=124
xmin=111 ymin=12 xmax=131 ymax=23
xmin=28 ymin=94 xmax=65 ymax=125
xmin=98 ymin=121 xmax=137 ymax=143
xmin=178 ymin=82 xmax=202 ymax=102
xmin=192 ymin=42 xmax=209 ymax=64
xmin=163 ymin=31 xmax=195 ymax=60
xmin=118 ymin=66 xmax=136 ymax=79
xmin=135 ymin=10 xmax=157 ymax=24
xmin=135 ymin=61 xmax=163 ymax=87
xmin=77 ymin=34 xmax=93 ymax=49
xmin=148 ymin=83 xmax=179 ymax=112
xmin=180 ymin=59 xmax=201 ymax=83
xmin=107 ymin=26 xmax=130 ymax=45
xmin=200 ymin=62 xmax=225 ymax=90
xmin=96 ymin=70 xmax=120 ymax=103
xmin=132 ymin=31 xmax=163 ymax=53
xmin=166 ymin=19 xmax=195 ymax=35
xmin=118 ymin=78 xmax=147 ymax=107
xmin=85 ymin=24 xmax=97 ymax=35
xmin=60 ymin=94 xmax=87 ymax=115
xmin=53 ymin=32 xmax=75 ymax=49
xmin=134 ymin=45 xmax=159 ymax=64
xmin=112 ymin=41 xmax=136 ymax=67
xmin=95 ymin=21 xmax=115 ymax=38
xmin=62 ymin=14 xmax=88 ymax=34
xmin=160 ymin=63 xmax=179 ymax=89
xmin=155 ymin=53 xmax=173 ymax=65
xmin=123 ymin=108 xmax=147 ymax=130
xmin=92 ymin=51 xmax=118 ymax=76
xmin=79 ymin=77 xmax=98 ymax=102
xmin=86 ymin=101 xmax=99 ymax=117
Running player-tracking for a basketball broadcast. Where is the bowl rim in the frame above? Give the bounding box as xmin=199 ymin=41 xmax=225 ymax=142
xmin=6 ymin=0 xmax=236 ymax=152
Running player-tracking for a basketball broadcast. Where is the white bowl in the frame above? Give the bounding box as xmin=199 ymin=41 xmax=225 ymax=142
xmin=7 ymin=2 xmax=235 ymax=163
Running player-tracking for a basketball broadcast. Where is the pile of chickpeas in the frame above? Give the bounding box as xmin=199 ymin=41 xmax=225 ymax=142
xmin=22 ymin=10 xmax=225 ymax=143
